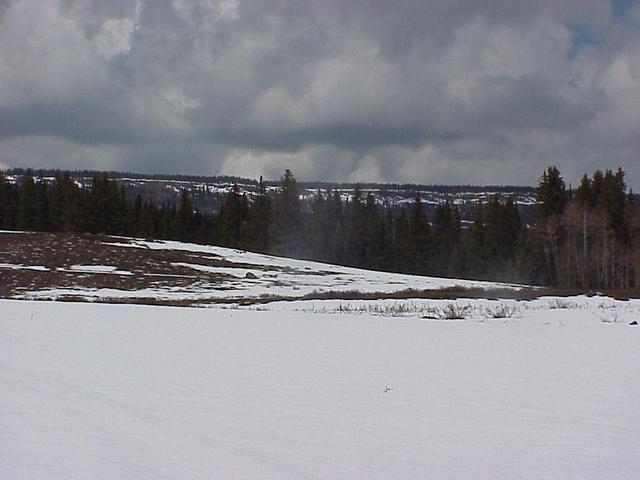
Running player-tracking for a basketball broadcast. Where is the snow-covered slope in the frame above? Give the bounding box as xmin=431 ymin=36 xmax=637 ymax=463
xmin=4 ymin=234 xmax=523 ymax=304
xmin=2 ymin=300 xmax=640 ymax=479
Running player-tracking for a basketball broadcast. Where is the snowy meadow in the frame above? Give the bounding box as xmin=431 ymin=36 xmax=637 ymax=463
xmin=2 ymin=233 xmax=640 ymax=479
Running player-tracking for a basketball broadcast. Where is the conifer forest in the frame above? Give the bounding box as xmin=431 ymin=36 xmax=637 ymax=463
xmin=1 ymin=166 xmax=639 ymax=291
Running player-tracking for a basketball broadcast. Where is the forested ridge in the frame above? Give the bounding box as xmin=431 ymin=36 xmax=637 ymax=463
xmin=5 ymin=167 xmax=535 ymax=194
xmin=1 ymin=166 xmax=638 ymax=290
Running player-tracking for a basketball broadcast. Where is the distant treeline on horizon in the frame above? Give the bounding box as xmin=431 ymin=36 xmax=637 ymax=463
xmin=3 ymin=167 xmax=536 ymax=194
xmin=1 ymin=166 xmax=639 ymax=291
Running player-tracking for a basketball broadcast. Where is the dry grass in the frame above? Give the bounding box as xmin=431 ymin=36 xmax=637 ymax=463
xmin=2 ymin=231 xmax=638 ymax=308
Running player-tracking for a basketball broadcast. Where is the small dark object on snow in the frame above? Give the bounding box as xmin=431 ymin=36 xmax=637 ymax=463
xmin=384 ymin=385 xmax=393 ymax=393
xmin=630 ymin=320 xmax=638 ymax=325
xmin=245 ymin=272 xmax=258 ymax=279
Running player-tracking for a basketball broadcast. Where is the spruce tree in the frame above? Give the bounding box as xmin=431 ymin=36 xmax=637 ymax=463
xmin=88 ymin=173 xmax=125 ymax=235
xmin=343 ymin=185 xmax=366 ymax=266
xmin=534 ymin=167 xmax=567 ymax=285
xmin=34 ymin=179 xmax=50 ymax=231
xmin=466 ymin=203 xmax=486 ymax=278
xmin=17 ymin=169 xmax=37 ymax=231
xmin=0 ymin=170 xmax=6 ymax=228
xmin=245 ymin=176 xmax=272 ymax=252
xmin=49 ymin=172 xmax=72 ymax=232
xmin=176 ymin=189 xmax=196 ymax=242
xmin=214 ymin=184 xmax=248 ymax=248
xmin=432 ymin=201 xmax=461 ymax=276
xmin=362 ymin=193 xmax=385 ymax=269
xmin=536 ymin=166 xmax=566 ymax=220
xmin=328 ymin=189 xmax=345 ymax=264
xmin=271 ymin=169 xmax=302 ymax=256
xmin=407 ymin=192 xmax=431 ymax=274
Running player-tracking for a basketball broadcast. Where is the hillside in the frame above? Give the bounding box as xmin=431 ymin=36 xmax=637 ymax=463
xmin=4 ymin=169 xmax=537 ymax=221
xmin=0 ymin=230 xmax=529 ymax=306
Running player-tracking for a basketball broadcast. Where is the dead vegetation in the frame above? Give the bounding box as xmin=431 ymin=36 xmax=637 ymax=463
xmin=485 ymin=303 xmax=521 ymax=319
xmin=421 ymin=303 xmax=471 ymax=320
xmin=0 ymin=232 xmax=239 ymax=300
xmin=2 ymin=231 xmax=638 ymax=308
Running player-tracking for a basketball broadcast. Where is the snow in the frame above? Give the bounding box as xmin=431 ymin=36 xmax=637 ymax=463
xmin=3 ymin=235 xmax=640 ymax=477
xmin=0 ymin=262 xmax=49 ymax=271
xmin=16 ymin=237 xmax=516 ymax=303
xmin=0 ymin=264 xmax=136 ymax=277
xmin=2 ymin=299 xmax=640 ymax=479
xmin=241 ymin=295 xmax=640 ymax=322
xmin=68 ymin=265 xmax=120 ymax=273
xmin=7 ymin=236 xmax=527 ymax=303
xmin=65 ymin=265 xmax=134 ymax=275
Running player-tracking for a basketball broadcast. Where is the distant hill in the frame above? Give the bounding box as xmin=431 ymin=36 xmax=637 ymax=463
xmin=4 ymin=168 xmax=539 ymax=222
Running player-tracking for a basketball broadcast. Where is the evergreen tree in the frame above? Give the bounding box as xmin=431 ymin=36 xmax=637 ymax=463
xmin=361 ymin=193 xmax=386 ymax=269
xmin=393 ymin=208 xmax=410 ymax=272
xmin=432 ymin=201 xmax=461 ymax=276
xmin=34 ymin=179 xmax=50 ymax=231
xmin=484 ymin=196 xmax=503 ymax=262
xmin=465 ymin=203 xmax=486 ymax=278
xmin=87 ymin=173 xmax=125 ymax=235
xmin=406 ymin=192 xmax=431 ymax=274
xmin=503 ymin=197 xmax=522 ymax=259
xmin=17 ymin=169 xmax=38 ymax=230
xmin=600 ymin=168 xmax=629 ymax=243
xmin=534 ymin=167 xmax=567 ymax=284
xmin=140 ymin=199 xmax=157 ymax=237
xmin=343 ymin=185 xmax=367 ymax=266
xmin=175 ymin=189 xmax=196 ymax=242
xmin=516 ymin=227 xmax=546 ymax=285
xmin=245 ymin=176 xmax=272 ymax=252
xmin=214 ymin=184 xmax=249 ymax=248
xmin=128 ymin=193 xmax=144 ymax=237
xmin=536 ymin=166 xmax=566 ymax=220
xmin=1 ymin=172 xmax=18 ymax=229
xmin=0 ymin=170 xmax=7 ymax=228
xmin=306 ymin=189 xmax=330 ymax=261
xmin=49 ymin=172 xmax=82 ymax=232
xmin=271 ymin=169 xmax=302 ymax=256
xmin=574 ymin=174 xmax=595 ymax=208
xmin=327 ymin=189 xmax=346 ymax=264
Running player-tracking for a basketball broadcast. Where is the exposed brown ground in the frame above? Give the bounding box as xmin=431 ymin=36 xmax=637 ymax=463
xmin=1 ymin=231 xmax=637 ymax=306
xmin=0 ymin=232 xmax=286 ymax=303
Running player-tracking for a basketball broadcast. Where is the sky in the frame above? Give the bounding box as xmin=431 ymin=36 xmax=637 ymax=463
xmin=1 ymin=0 xmax=639 ymax=188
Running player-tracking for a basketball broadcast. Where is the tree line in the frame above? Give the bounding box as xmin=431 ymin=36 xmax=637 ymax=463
xmin=1 ymin=166 xmax=638 ymax=290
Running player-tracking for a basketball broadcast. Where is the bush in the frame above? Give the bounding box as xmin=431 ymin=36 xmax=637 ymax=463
xmin=423 ymin=303 xmax=470 ymax=320
xmin=486 ymin=303 xmax=520 ymax=319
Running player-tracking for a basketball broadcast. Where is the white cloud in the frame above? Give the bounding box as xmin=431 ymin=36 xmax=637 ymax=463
xmin=1 ymin=0 xmax=639 ymax=188
xmin=162 ymin=87 xmax=201 ymax=115
xmin=94 ymin=16 xmax=136 ymax=58
xmin=217 ymin=0 xmax=239 ymax=21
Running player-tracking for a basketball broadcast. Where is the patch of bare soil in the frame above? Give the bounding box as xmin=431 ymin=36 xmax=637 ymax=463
xmin=0 ymin=232 xmax=239 ymax=300
xmin=2 ymin=231 xmax=635 ymax=307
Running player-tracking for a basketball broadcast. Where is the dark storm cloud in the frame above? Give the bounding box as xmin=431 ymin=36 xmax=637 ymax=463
xmin=1 ymin=0 xmax=639 ymax=187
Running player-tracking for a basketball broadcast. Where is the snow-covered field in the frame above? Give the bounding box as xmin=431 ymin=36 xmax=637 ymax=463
xmin=2 ymin=298 xmax=639 ymax=479
xmin=2 ymin=234 xmax=640 ymax=477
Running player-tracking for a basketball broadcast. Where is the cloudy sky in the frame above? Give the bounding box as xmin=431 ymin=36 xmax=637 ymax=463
xmin=1 ymin=0 xmax=639 ymax=187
